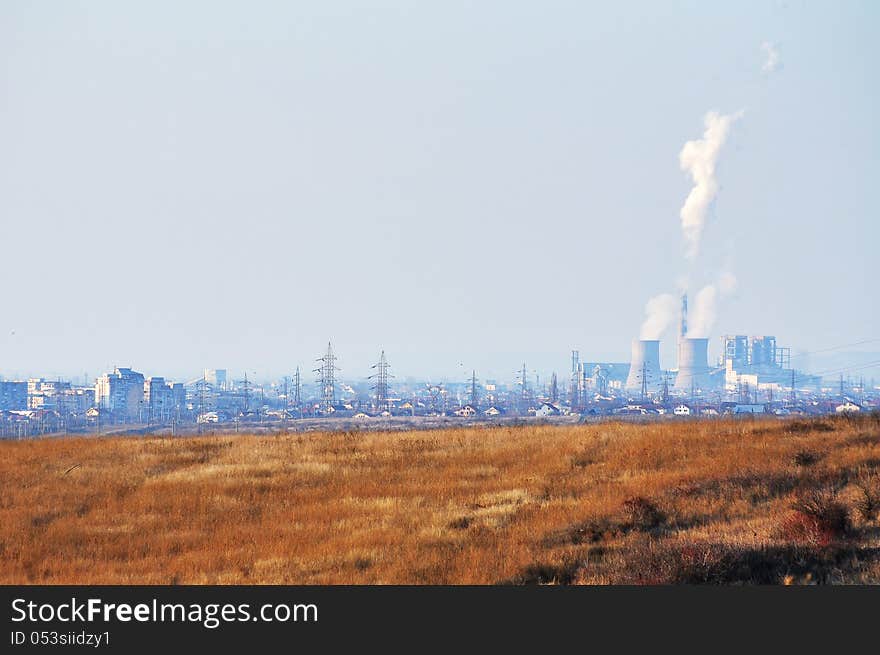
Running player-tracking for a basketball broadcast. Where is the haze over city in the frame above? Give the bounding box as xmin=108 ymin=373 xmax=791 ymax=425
xmin=1 ymin=1 xmax=877 ymax=382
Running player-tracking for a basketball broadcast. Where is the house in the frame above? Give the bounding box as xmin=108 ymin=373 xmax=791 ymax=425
xmin=483 ymin=406 xmax=503 ymax=416
xmin=454 ymin=405 xmax=477 ymax=417
xmin=197 ymin=411 xmax=220 ymax=424
xmin=836 ymin=400 xmax=862 ymax=413
xmin=673 ymin=404 xmax=691 ymax=416
xmin=352 ymin=411 xmax=371 ymax=419
xmin=614 ymin=405 xmax=648 ymax=415
xmin=534 ymin=402 xmax=561 ymax=417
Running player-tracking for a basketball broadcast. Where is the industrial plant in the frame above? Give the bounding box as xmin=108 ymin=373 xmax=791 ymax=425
xmin=0 ymin=293 xmax=874 ymax=439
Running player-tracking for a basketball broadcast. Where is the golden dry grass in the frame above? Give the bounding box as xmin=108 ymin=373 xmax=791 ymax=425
xmin=1 ymin=414 xmax=879 ymax=584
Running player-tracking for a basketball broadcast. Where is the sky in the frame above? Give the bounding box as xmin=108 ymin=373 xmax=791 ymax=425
xmin=1 ymin=1 xmax=877 ymax=384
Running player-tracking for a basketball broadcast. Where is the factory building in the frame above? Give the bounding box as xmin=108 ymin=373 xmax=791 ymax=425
xmin=204 ymin=369 xmax=227 ymax=390
xmin=719 ymin=334 xmax=791 ymax=372
xmin=721 ymin=335 xmax=750 ymax=370
xmin=582 ymin=362 xmax=628 ymax=393
xmin=719 ymin=335 xmax=801 ymax=394
xmin=720 ymin=335 xmax=786 ymax=370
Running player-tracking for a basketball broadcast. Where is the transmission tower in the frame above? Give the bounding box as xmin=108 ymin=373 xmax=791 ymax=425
xmin=238 ymin=372 xmax=251 ymax=416
xmin=282 ymin=376 xmax=289 ymax=425
xmin=427 ymin=384 xmax=443 ymax=415
xmin=314 ymin=342 xmax=339 ymax=414
xmin=519 ymin=362 xmax=529 ymax=410
xmin=570 ymin=350 xmax=580 ymax=408
xmin=594 ymin=364 xmax=608 ymax=397
xmin=469 ymin=370 xmax=480 ymax=408
xmin=293 ymin=366 xmax=302 ymax=418
xmin=195 ymin=375 xmax=210 ymax=434
xmin=369 ymin=350 xmax=393 ymax=412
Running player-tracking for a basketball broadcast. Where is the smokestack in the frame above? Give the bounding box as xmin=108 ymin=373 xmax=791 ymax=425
xmin=626 ymin=339 xmax=662 ymax=393
xmin=675 ymin=337 xmax=711 ymax=391
xmin=680 ymin=293 xmax=688 ymax=339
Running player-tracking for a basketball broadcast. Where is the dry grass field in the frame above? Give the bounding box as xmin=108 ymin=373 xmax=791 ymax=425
xmin=1 ymin=414 xmax=879 ymax=584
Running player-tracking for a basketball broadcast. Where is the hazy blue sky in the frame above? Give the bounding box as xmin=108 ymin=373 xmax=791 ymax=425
xmin=1 ymin=1 xmax=877 ymax=383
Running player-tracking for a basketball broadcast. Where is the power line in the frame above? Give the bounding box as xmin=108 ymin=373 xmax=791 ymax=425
xmin=811 ymin=358 xmax=880 ymax=378
xmin=789 ymin=338 xmax=880 ymax=359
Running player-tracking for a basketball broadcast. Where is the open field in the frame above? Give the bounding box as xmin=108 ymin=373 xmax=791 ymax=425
xmin=2 ymin=414 xmax=879 ymax=584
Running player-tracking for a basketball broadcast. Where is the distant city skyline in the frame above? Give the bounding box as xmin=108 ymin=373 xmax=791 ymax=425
xmin=1 ymin=2 xmax=877 ymax=381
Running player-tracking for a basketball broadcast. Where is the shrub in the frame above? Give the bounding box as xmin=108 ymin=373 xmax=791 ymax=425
xmin=448 ymin=516 xmax=471 ymax=530
xmin=787 ymin=419 xmax=833 ymax=434
xmin=781 ymin=487 xmax=850 ymax=547
xmin=622 ymin=496 xmax=666 ymax=531
xmin=512 ymin=561 xmax=580 ymax=585
xmin=854 ymin=474 xmax=880 ymax=523
xmin=793 ymin=451 xmax=820 ymax=467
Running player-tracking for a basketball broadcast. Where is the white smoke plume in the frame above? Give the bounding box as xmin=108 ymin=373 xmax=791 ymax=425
xmin=639 ymin=293 xmax=678 ymax=340
xmin=761 ymin=41 xmax=781 ymax=73
xmin=679 ymin=110 xmax=743 ymax=259
xmin=718 ymin=270 xmax=738 ymax=295
xmin=687 ymin=285 xmax=717 ymax=338
xmin=687 ymin=273 xmax=737 ymax=338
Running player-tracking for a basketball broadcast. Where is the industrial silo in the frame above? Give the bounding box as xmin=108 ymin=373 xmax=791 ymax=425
xmin=674 ymin=337 xmax=711 ymax=391
xmin=625 ymin=339 xmax=662 ymax=393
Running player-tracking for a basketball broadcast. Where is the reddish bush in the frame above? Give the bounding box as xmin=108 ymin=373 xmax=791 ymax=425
xmin=780 ymin=487 xmax=850 ymax=546
xmin=780 ymin=513 xmax=837 ymax=547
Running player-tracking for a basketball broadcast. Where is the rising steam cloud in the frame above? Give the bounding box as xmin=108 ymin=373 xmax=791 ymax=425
xmin=761 ymin=41 xmax=781 ymax=73
xmin=636 ymin=112 xmax=743 ymax=343
xmin=679 ymin=111 xmax=742 ymax=259
xmin=687 ymin=273 xmax=737 ymax=338
xmin=640 ymin=293 xmax=678 ymax=340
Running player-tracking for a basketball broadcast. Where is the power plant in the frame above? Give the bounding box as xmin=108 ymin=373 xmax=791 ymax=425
xmin=616 ymin=291 xmax=823 ymax=402
xmin=629 ymin=292 xmax=717 ymax=394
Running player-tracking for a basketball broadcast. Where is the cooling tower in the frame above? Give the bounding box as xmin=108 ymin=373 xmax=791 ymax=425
xmin=674 ymin=337 xmax=711 ymax=391
xmin=625 ymin=339 xmax=662 ymax=392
